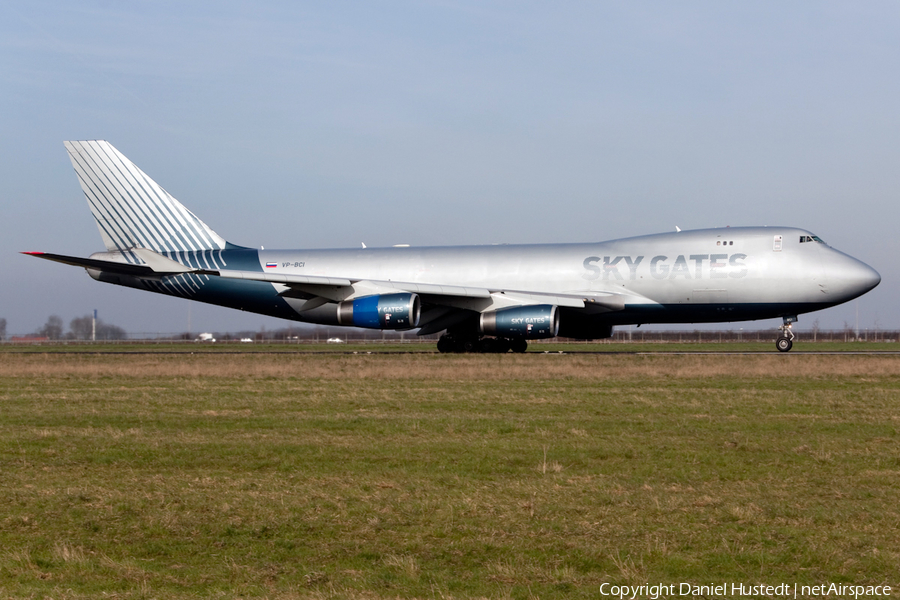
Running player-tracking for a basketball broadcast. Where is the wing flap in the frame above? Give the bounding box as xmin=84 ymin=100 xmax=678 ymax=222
xmin=215 ymin=271 xmax=493 ymax=302
xmin=217 ymin=270 xmax=354 ymax=288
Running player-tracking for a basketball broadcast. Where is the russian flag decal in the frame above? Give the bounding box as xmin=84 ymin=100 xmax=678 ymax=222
xmin=266 ymin=262 xmax=277 ymax=268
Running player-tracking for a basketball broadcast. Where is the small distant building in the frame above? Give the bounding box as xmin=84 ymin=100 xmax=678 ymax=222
xmin=11 ymin=336 xmax=49 ymax=343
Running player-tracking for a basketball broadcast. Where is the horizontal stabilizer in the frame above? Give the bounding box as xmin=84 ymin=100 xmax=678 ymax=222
xmin=22 ymin=250 xmax=215 ymax=277
xmin=23 ymin=251 xmax=157 ymax=277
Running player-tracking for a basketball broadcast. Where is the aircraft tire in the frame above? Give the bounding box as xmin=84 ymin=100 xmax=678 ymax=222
xmin=776 ymin=337 xmax=793 ymax=352
xmin=437 ymin=335 xmax=454 ymax=353
xmin=439 ymin=335 xmax=515 ymax=354
xmin=480 ymin=338 xmax=510 ymax=353
xmin=462 ymin=339 xmax=479 ymax=353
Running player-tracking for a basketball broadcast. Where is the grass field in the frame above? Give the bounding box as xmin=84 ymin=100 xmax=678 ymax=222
xmin=0 ymin=352 xmax=898 ymax=598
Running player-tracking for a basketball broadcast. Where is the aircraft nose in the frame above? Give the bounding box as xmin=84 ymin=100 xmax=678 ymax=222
xmin=826 ymin=253 xmax=880 ymax=300
xmin=849 ymin=260 xmax=881 ymax=294
xmin=861 ymin=263 xmax=881 ymax=291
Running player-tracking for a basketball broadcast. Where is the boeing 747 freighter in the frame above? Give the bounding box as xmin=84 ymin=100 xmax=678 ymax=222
xmin=25 ymin=141 xmax=880 ymax=352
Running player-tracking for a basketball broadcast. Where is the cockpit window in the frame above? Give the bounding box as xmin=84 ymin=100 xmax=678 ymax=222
xmin=800 ymin=235 xmax=826 ymax=244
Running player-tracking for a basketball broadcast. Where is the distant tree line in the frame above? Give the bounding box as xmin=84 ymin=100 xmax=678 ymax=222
xmin=2 ymin=316 xmax=894 ymax=344
xmin=30 ymin=315 xmax=127 ymax=341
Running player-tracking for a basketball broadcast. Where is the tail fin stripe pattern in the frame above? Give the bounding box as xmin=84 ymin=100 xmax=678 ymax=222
xmin=68 ymin=156 xmax=143 ymax=262
xmin=190 ymin=251 xmax=213 ymax=273
xmin=88 ymin=142 xmax=191 ymax=252
xmin=109 ymin=149 xmax=206 ymax=251
xmin=81 ymin=142 xmax=170 ymax=251
xmin=64 ymin=141 xmax=227 ymax=258
xmin=91 ymin=144 xmax=196 ymax=253
xmin=70 ymin=146 xmax=163 ymax=258
xmin=67 ymin=153 xmax=124 ymax=245
xmin=126 ymin=153 xmax=225 ymax=251
xmin=90 ymin=145 xmax=179 ymax=252
xmin=169 ymin=277 xmax=191 ymax=297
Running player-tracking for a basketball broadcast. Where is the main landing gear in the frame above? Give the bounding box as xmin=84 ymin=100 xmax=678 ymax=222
xmin=437 ymin=334 xmax=528 ymax=354
xmin=776 ymin=316 xmax=797 ymax=352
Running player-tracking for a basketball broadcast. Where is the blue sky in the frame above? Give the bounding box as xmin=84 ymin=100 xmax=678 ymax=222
xmin=2 ymin=1 xmax=897 ymax=335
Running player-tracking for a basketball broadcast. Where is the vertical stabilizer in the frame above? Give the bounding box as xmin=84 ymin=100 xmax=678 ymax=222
xmin=64 ymin=141 xmax=227 ymax=257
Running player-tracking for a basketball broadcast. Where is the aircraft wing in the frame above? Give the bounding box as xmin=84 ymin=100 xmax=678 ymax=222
xmin=213 ymin=268 xmax=625 ymax=335
xmin=200 ymin=267 xmax=626 ymax=313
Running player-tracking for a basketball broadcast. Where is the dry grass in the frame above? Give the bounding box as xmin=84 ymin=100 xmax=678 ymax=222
xmin=1 ymin=352 xmax=899 ymax=380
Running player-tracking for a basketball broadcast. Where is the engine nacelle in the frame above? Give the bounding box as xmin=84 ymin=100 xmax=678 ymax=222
xmin=479 ymin=305 xmax=560 ymax=339
xmin=337 ymin=293 xmax=421 ymax=330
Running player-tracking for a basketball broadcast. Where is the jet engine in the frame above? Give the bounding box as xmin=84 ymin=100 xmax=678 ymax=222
xmin=479 ymin=305 xmax=560 ymax=339
xmin=337 ymin=293 xmax=421 ymax=330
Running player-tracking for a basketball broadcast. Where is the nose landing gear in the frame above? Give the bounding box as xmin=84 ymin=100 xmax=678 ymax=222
xmin=776 ymin=316 xmax=797 ymax=352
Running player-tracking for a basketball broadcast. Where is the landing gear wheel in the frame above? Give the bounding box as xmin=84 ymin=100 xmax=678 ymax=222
xmin=438 ymin=333 xmax=517 ymax=354
xmin=510 ymin=339 xmax=528 ymax=353
xmin=437 ymin=335 xmax=454 ymax=354
xmin=776 ymin=316 xmax=797 ymax=353
xmin=776 ymin=337 xmax=793 ymax=353
xmin=480 ymin=338 xmax=497 ymax=353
